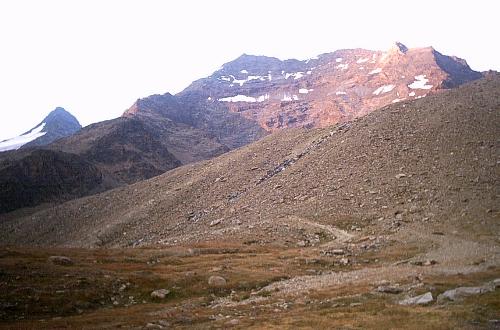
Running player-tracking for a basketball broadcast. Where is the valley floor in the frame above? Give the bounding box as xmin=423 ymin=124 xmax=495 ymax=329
xmin=1 ymin=222 xmax=498 ymax=329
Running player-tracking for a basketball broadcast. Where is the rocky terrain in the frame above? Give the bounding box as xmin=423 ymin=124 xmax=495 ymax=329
xmin=3 ymin=74 xmax=497 ymax=248
xmin=0 ymin=149 xmax=104 ymax=213
xmin=179 ymin=42 xmax=482 ymax=130
xmin=0 ymin=43 xmax=483 ymax=214
xmin=0 ymin=72 xmax=498 ymax=329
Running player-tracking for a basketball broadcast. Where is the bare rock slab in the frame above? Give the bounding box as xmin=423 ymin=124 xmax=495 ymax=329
xmin=438 ymin=286 xmax=493 ymax=302
xmin=399 ymin=292 xmax=433 ymax=305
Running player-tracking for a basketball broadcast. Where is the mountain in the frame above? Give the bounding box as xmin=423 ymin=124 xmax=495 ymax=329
xmin=1 ymin=74 xmax=497 ymax=247
xmin=178 ymin=42 xmax=482 ymax=130
xmin=0 ymin=43 xmax=484 ymax=213
xmin=0 ymin=107 xmax=81 ymax=152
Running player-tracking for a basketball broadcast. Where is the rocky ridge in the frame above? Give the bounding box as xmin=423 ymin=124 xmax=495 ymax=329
xmin=177 ymin=42 xmax=482 ymax=130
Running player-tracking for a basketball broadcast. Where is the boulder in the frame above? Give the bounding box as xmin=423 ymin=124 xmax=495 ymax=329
xmin=150 ymin=289 xmax=170 ymax=299
xmin=376 ymin=286 xmax=403 ymax=294
xmin=208 ymin=275 xmax=227 ymax=287
xmin=438 ymin=286 xmax=493 ymax=302
xmin=225 ymin=319 xmax=240 ymax=326
xmin=399 ymin=292 xmax=433 ymax=305
xmin=48 ymin=256 xmax=74 ymax=266
xmin=210 ymin=219 xmax=222 ymax=227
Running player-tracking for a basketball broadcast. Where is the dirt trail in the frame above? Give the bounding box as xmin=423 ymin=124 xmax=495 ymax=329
xmin=213 ymin=224 xmax=500 ymax=309
xmin=286 ymin=215 xmax=354 ymax=244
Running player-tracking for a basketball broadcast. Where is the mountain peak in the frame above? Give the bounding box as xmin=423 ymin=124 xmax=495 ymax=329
xmin=0 ymin=107 xmax=81 ymax=152
xmin=44 ymin=107 xmax=79 ymax=123
xmin=389 ymin=41 xmax=409 ymax=54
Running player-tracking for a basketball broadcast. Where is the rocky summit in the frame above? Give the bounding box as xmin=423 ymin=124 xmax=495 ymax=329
xmin=0 ymin=107 xmax=81 ymax=152
xmin=177 ymin=42 xmax=481 ymax=130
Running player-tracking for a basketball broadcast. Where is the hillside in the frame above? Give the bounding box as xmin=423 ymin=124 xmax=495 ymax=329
xmin=1 ymin=75 xmax=497 ymax=248
xmin=0 ymin=75 xmax=498 ymax=330
xmin=0 ymin=43 xmax=482 ymax=214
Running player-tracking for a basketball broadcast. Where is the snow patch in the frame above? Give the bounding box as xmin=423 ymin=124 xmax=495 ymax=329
xmin=240 ymin=69 xmax=248 ymax=74
xmin=336 ymin=91 xmax=347 ymax=95
xmin=281 ymin=93 xmax=299 ymax=101
xmin=207 ymin=96 xmax=212 ymax=101
xmin=336 ymin=63 xmax=348 ymax=70
xmin=248 ymin=75 xmax=267 ymax=81
xmin=408 ymin=75 xmax=433 ymax=90
xmin=368 ymin=68 xmax=382 ymax=75
xmin=230 ymin=74 xmax=267 ymax=86
xmin=356 ymin=58 xmax=369 ymax=64
xmin=219 ymin=76 xmax=232 ymax=82
xmin=285 ymin=72 xmax=304 ymax=80
xmin=373 ymin=85 xmax=395 ymax=95
xmin=294 ymin=72 xmax=304 ymax=79
xmin=335 ymin=58 xmax=343 ymax=62
xmin=409 ymin=91 xmax=416 ymax=97
xmin=299 ymin=88 xmax=313 ymax=94
xmin=306 ymin=70 xmax=312 ymax=75
xmin=257 ymin=94 xmax=270 ymax=102
xmin=392 ymin=98 xmax=405 ymax=103
xmin=218 ymin=94 xmax=269 ymax=103
xmin=0 ymin=123 xmax=47 ymax=152
xmin=232 ymin=78 xmax=246 ymax=86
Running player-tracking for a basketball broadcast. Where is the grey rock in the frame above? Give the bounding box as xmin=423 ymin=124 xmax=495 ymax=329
xmin=208 ymin=275 xmax=227 ymax=287
xmin=399 ymin=292 xmax=433 ymax=305
xmin=225 ymin=319 xmax=240 ymax=326
xmin=296 ymin=240 xmax=307 ymax=247
xmin=321 ymin=249 xmax=344 ymax=256
xmin=48 ymin=256 xmax=74 ymax=266
xmin=339 ymin=257 xmax=350 ymax=265
xmin=410 ymin=259 xmax=437 ymax=266
xmin=438 ymin=286 xmax=493 ymax=302
xmin=150 ymin=289 xmax=170 ymax=299
xmin=377 ymin=285 xmax=403 ymax=294
xmin=423 ymin=259 xmax=438 ymax=266
xmin=210 ymin=218 xmax=222 ymax=226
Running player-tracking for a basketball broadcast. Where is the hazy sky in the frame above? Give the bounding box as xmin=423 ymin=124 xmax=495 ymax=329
xmin=0 ymin=0 xmax=498 ymax=140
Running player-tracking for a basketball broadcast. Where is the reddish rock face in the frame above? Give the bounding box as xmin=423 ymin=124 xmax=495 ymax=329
xmin=172 ymin=43 xmax=481 ymax=131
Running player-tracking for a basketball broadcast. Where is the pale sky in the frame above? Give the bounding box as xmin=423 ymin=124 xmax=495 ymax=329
xmin=0 ymin=0 xmax=498 ymax=140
